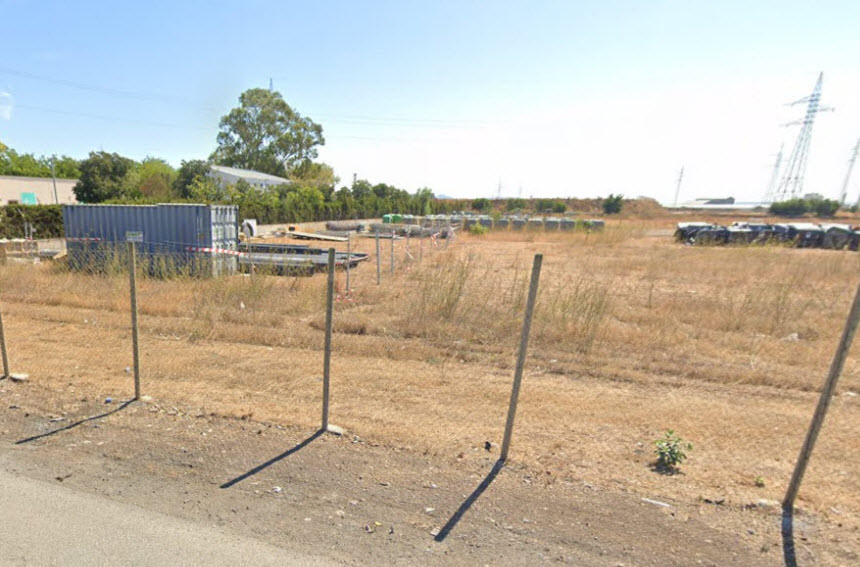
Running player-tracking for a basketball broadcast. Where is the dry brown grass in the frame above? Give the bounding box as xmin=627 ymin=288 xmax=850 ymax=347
xmin=1 ymin=219 xmax=859 ymax=534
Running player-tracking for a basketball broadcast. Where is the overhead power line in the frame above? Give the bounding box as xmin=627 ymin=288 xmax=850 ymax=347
xmin=0 ymin=66 xmax=219 ymax=110
xmin=14 ymin=103 xmax=212 ymax=130
xmin=14 ymin=103 xmax=444 ymax=143
xmin=0 ymin=66 xmax=499 ymax=129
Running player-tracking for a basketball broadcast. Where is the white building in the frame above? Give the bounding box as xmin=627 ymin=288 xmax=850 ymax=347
xmin=208 ymin=165 xmax=290 ymax=190
xmin=0 ymin=175 xmax=78 ymax=206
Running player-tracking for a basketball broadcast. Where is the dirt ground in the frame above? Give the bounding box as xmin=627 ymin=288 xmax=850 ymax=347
xmin=0 ymin=378 xmax=844 ymax=566
xmin=1 ymin=217 xmax=859 ymax=564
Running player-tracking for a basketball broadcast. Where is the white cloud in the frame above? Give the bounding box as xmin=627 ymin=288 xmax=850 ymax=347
xmin=0 ymin=91 xmax=13 ymax=120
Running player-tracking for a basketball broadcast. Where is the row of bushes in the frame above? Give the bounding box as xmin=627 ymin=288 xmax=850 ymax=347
xmin=0 ymin=204 xmax=63 ymax=239
xmin=769 ymin=198 xmax=841 ymax=217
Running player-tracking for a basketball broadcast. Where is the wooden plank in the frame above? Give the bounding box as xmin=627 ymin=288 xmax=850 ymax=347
xmin=287 ymin=231 xmax=348 ymax=242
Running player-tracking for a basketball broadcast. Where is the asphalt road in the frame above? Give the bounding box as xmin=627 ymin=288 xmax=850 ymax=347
xmin=0 ymin=470 xmax=336 ymax=566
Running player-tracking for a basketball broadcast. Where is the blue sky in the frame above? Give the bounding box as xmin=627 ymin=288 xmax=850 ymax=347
xmin=1 ymin=0 xmax=859 ymax=203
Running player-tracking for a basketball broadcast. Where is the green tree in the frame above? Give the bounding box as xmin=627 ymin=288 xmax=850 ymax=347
xmin=211 ymin=88 xmax=324 ymax=177
xmin=187 ymin=175 xmax=228 ymax=202
xmin=602 ymin=194 xmax=623 ymax=214
xmin=506 ymin=198 xmax=526 ymax=212
xmin=174 ymin=160 xmax=211 ymax=199
xmin=73 ymin=151 xmax=137 ymax=203
xmin=285 ymin=186 xmax=326 ymax=221
xmin=535 ymin=198 xmax=566 ymax=213
xmin=132 ymin=158 xmax=177 ymax=201
xmin=289 ymin=160 xmax=338 ymax=189
xmin=413 ymin=188 xmax=434 ymax=215
xmin=770 ymin=198 xmax=808 ymax=217
xmin=810 ymin=198 xmax=840 ymax=217
xmin=52 ymin=156 xmax=81 ymax=179
xmin=0 ymin=147 xmax=79 ymax=178
xmin=471 ymin=197 xmax=492 ymax=212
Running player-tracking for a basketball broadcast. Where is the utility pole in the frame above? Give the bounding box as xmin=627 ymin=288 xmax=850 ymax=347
xmin=840 ymin=138 xmax=859 ymax=206
xmin=50 ymin=155 xmax=59 ymax=204
xmin=269 ymin=78 xmax=273 ymax=92
xmin=672 ymin=166 xmax=684 ymax=208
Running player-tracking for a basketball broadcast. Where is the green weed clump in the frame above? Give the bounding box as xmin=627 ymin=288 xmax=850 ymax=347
xmin=654 ymin=430 xmax=692 ymax=472
xmin=469 ymin=224 xmax=489 ymax=236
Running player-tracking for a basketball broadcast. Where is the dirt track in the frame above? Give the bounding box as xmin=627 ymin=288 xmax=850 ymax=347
xmin=2 ymin=377 xmax=852 ymax=566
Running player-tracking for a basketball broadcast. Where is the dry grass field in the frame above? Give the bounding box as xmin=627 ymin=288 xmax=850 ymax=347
xmin=1 ymin=219 xmax=859 ymax=538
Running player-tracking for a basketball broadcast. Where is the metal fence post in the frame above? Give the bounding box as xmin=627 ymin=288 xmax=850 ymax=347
xmin=500 ymin=254 xmax=543 ymax=462
xmin=419 ymin=238 xmax=423 ymax=262
xmin=784 ymin=280 xmax=860 ymax=510
xmin=322 ymin=248 xmax=335 ymax=431
xmin=375 ymin=231 xmax=381 ymax=285
xmin=128 ymin=241 xmax=141 ymax=400
xmin=390 ymin=234 xmax=395 ymax=274
xmin=345 ymin=232 xmax=351 ymax=293
xmin=0 ymin=302 xmax=10 ymax=378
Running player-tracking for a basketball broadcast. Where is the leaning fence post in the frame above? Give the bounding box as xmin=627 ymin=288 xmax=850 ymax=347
xmin=127 ymin=241 xmax=141 ymax=400
xmin=321 ymin=248 xmax=335 ymax=431
xmin=345 ymin=232 xmax=351 ymax=293
xmin=390 ymin=234 xmax=395 ymax=274
xmin=784 ymin=279 xmax=860 ymax=510
xmin=0 ymin=302 xmax=10 ymax=378
xmin=375 ymin=231 xmax=381 ymax=285
xmin=500 ymin=254 xmax=543 ymax=462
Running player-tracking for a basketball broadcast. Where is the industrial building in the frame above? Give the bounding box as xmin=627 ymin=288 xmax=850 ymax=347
xmin=208 ymin=165 xmax=290 ymax=190
xmin=0 ymin=174 xmax=78 ymax=206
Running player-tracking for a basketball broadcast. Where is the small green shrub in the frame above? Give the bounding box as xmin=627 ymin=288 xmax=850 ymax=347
xmin=654 ymin=430 xmax=692 ymax=471
xmin=469 ymin=223 xmax=489 ymax=236
xmin=602 ymin=194 xmax=623 ymax=214
xmin=755 ymin=476 xmax=766 ymax=488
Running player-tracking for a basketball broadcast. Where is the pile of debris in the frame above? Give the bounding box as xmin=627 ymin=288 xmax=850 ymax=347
xmin=675 ymin=221 xmax=860 ymax=250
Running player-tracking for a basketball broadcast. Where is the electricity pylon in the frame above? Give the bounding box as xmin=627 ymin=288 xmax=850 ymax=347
xmin=770 ymin=72 xmax=833 ymax=202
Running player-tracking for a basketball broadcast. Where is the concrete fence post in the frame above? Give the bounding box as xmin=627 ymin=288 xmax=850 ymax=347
xmin=128 ymin=241 xmax=141 ymax=400
xmin=322 ymin=248 xmax=335 ymax=430
xmin=375 ymin=231 xmax=381 ymax=285
xmin=390 ymin=234 xmax=395 ymax=274
xmin=345 ymin=232 xmax=351 ymax=293
xmin=784 ymin=279 xmax=860 ymax=510
xmin=500 ymin=254 xmax=543 ymax=462
xmin=0 ymin=302 xmax=10 ymax=378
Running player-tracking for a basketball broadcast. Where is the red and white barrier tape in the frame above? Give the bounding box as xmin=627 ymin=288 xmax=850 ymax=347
xmin=185 ymin=246 xmax=247 ymax=257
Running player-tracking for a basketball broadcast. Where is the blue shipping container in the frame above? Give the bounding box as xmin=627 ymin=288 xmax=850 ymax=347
xmin=63 ymin=203 xmax=239 ymax=277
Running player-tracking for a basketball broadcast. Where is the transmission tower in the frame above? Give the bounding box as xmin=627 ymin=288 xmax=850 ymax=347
xmin=763 ymin=144 xmax=784 ymax=203
xmin=770 ymin=72 xmax=833 ymax=202
xmin=672 ymin=166 xmax=684 ymax=207
xmin=840 ymin=138 xmax=859 ymax=205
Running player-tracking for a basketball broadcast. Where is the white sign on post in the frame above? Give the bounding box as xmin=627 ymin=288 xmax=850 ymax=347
xmin=125 ymin=231 xmax=144 ymax=243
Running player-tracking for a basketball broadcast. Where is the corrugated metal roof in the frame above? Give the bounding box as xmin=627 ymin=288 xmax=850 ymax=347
xmin=209 ymin=165 xmax=289 ymax=185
